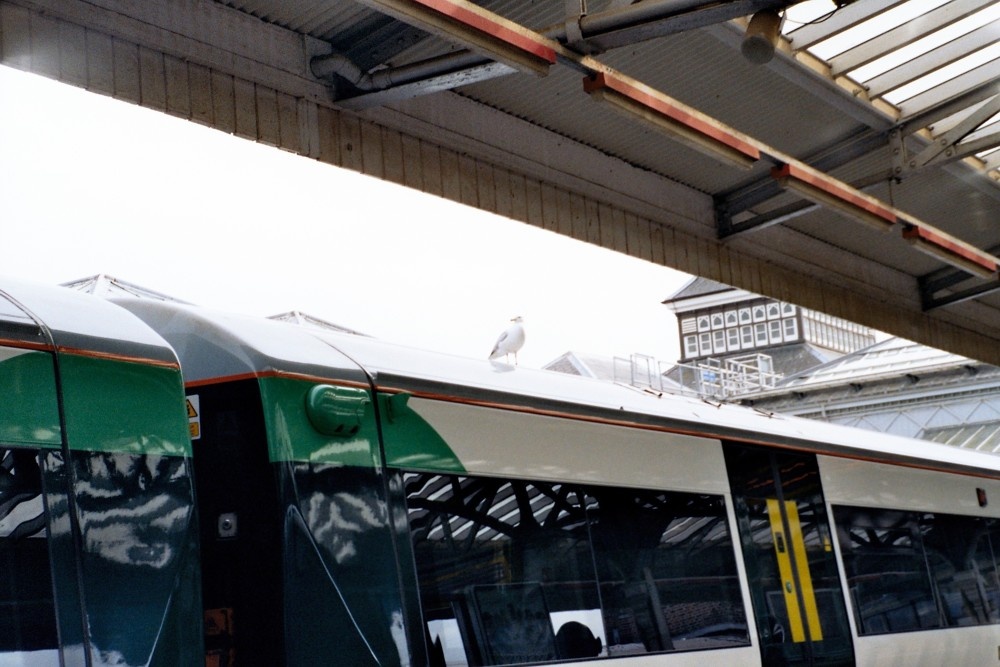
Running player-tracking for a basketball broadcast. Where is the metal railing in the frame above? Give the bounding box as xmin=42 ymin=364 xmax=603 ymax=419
xmin=608 ymin=353 xmax=782 ymax=399
xmin=681 ymin=354 xmax=782 ymax=399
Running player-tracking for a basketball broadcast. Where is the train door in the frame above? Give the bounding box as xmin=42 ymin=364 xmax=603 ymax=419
xmin=723 ymin=444 xmax=855 ymax=667
xmin=190 ymin=380 xmax=283 ymax=667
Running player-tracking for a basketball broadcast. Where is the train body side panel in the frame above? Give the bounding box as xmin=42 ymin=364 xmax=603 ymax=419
xmin=258 ymin=376 xmax=408 ymax=667
xmin=397 ymin=396 xmax=729 ymax=494
xmin=850 ymin=626 xmax=1000 ymax=667
xmin=820 ymin=455 xmax=1000 ymax=666
xmin=384 ymin=395 xmax=761 ymax=667
xmin=0 ymin=347 xmax=60 ymax=447
xmin=56 ymin=352 xmax=202 ymax=667
xmin=819 ymin=454 xmax=1000 ymax=516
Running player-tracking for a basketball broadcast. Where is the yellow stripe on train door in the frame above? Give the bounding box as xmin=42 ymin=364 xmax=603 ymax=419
xmin=765 ymin=498 xmax=823 ymax=643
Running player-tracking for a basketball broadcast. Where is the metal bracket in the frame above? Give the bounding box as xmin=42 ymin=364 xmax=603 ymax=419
xmin=893 ymin=94 xmax=1000 ymax=178
xmin=918 ymin=260 xmax=1000 ymax=311
xmin=564 ymin=0 xmax=586 ymax=46
xmin=715 ymin=129 xmax=888 ymax=238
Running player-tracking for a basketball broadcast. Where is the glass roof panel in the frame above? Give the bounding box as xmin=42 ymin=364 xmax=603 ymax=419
xmin=781 ymin=0 xmax=1000 ymax=178
xmin=850 ymin=6 xmax=1000 ymax=82
xmin=884 ymin=43 xmax=1000 ymax=105
xmin=805 ymin=0 xmax=951 ymax=61
xmin=924 ymin=422 xmax=1000 ymax=452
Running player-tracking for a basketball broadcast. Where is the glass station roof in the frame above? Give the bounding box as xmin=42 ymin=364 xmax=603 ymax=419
xmin=782 ymin=0 xmax=1000 ymax=178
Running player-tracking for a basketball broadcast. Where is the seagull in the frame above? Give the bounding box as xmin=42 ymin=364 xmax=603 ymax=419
xmin=489 ymin=316 xmax=525 ymax=364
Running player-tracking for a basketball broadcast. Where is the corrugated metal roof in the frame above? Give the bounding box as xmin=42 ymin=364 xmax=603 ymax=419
xmin=776 ymin=336 xmax=974 ymax=389
xmin=925 ymin=421 xmax=1000 ymax=453
xmin=190 ymin=1 xmax=1000 ymax=326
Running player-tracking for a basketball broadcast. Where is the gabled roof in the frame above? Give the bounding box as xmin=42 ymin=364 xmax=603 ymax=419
xmin=662 ymin=277 xmax=736 ymax=305
xmin=739 ymin=336 xmax=1000 ymax=409
xmin=544 ymin=351 xmax=618 ymax=381
xmin=268 ymin=310 xmax=368 ymax=336
xmin=61 ymin=274 xmax=190 ymax=303
xmin=775 ymin=336 xmax=978 ymax=391
xmin=736 ymin=335 xmax=1000 ymax=453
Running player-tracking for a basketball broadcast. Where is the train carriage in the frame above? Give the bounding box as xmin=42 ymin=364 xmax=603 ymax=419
xmin=5 ymin=277 xmax=1000 ymax=666
xmin=0 ymin=279 xmax=202 ymax=667
xmin=113 ymin=295 xmax=1000 ymax=667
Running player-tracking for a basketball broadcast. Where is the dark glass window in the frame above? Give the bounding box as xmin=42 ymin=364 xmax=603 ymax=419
xmin=406 ymin=473 xmax=748 ymax=666
xmin=0 ymin=447 xmax=59 ymax=664
xmin=587 ymin=487 xmax=748 ymax=656
xmin=834 ymin=506 xmax=1000 ymax=635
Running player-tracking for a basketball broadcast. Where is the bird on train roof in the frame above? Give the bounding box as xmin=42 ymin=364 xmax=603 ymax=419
xmin=489 ymin=316 xmax=525 ymax=365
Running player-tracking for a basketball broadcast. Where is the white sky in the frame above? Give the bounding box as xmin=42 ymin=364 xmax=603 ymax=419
xmin=0 ymin=65 xmax=691 ymax=369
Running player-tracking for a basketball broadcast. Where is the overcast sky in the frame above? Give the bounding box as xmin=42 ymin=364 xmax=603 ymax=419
xmin=0 ymin=65 xmax=692 ymax=368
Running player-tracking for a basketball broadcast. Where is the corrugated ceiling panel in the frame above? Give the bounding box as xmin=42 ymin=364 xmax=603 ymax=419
xmin=221 ymin=1 xmax=371 ymax=41
xmin=210 ymin=0 xmax=999 ymax=303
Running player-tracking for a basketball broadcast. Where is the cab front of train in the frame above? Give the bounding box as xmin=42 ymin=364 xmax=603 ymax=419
xmin=0 ymin=278 xmax=203 ymax=667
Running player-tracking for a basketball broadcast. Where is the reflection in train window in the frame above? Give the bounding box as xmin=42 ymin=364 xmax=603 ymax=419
xmin=587 ymin=486 xmax=748 ymax=656
xmin=0 ymin=447 xmax=59 ymax=665
xmin=834 ymin=506 xmax=1000 ymax=635
xmin=69 ymin=451 xmax=196 ymax=664
xmin=405 ymin=473 xmax=749 ymax=666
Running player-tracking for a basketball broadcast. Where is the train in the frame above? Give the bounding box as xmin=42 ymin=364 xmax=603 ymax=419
xmin=3 ymin=275 xmax=1000 ymax=667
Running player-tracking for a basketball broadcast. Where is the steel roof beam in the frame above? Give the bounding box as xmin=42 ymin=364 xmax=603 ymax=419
xmin=921 ymin=276 xmax=1000 ymax=311
xmin=919 ymin=242 xmax=1000 ymax=310
xmin=936 ymin=130 xmax=1000 ymax=164
xmin=707 ymin=21 xmax=898 ymax=130
xmin=986 ymin=148 xmax=1000 ymax=171
xmin=573 ymin=0 xmax=794 ymax=52
xmin=335 ymin=61 xmax=514 ymax=109
xmin=331 ymin=0 xmax=796 ymax=106
xmin=904 ymin=94 xmax=1000 ymax=171
xmin=716 ymin=200 xmax=816 ymax=238
xmin=716 ymin=129 xmax=889 ymax=228
xmin=717 ymin=169 xmax=892 ymax=238
xmin=353 ymin=0 xmax=558 ymax=76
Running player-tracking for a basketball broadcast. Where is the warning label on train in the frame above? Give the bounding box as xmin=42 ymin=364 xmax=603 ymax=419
xmin=187 ymin=395 xmax=201 ymax=440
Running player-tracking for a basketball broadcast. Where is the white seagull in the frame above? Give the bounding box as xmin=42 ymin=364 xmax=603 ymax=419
xmin=489 ymin=316 xmax=525 ymax=364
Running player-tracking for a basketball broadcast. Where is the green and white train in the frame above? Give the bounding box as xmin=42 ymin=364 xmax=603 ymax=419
xmin=4 ymin=276 xmax=1000 ymax=667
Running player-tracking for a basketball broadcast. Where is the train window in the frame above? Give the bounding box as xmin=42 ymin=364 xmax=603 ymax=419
xmin=405 ymin=473 xmax=749 ymax=666
xmin=407 ymin=475 xmax=596 ymax=666
xmin=0 ymin=447 xmax=59 ymax=665
xmin=586 ymin=487 xmax=749 ymax=655
xmin=834 ymin=506 xmax=1000 ymax=635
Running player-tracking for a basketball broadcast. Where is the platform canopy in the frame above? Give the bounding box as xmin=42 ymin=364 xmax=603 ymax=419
xmin=2 ymin=0 xmax=999 ymax=362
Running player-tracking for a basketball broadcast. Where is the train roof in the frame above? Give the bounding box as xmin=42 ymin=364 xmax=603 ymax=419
xmin=112 ymin=297 xmax=1000 ymax=480
xmin=0 ymin=276 xmax=178 ymax=366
